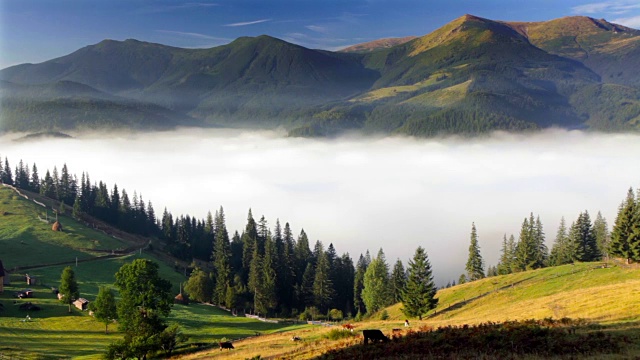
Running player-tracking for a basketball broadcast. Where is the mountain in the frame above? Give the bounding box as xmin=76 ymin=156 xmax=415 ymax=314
xmin=292 ymin=15 xmax=634 ymax=136
xmin=339 ymin=36 xmax=418 ymax=53
xmin=2 ymin=15 xmax=640 ymax=136
xmin=504 ymin=16 xmax=640 ymax=88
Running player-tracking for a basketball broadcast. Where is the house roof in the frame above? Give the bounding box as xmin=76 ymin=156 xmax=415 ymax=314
xmin=74 ymin=298 xmax=89 ymax=304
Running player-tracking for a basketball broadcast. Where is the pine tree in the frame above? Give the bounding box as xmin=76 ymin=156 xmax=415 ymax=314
xmin=534 ymin=216 xmax=548 ymax=267
xmin=401 ymin=247 xmax=438 ymax=320
xmin=2 ymin=157 xmax=13 ymax=185
xmin=299 ymin=263 xmax=315 ymax=307
xmin=262 ymin=231 xmax=278 ymax=314
xmin=391 ymin=259 xmax=406 ymax=303
xmin=361 ymin=248 xmax=391 ymax=314
xmin=514 ymin=215 xmax=538 ymax=271
xmin=497 ymin=235 xmax=513 ymax=275
xmin=280 ymin=222 xmax=296 ymax=311
xmin=353 ymin=253 xmax=368 ymax=316
xmin=465 ymin=223 xmax=484 ymax=281
xmin=30 ymin=163 xmax=40 ymax=193
xmin=550 ymin=217 xmax=571 ymax=265
xmin=212 ymin=207 xmax=232 ymax=306
xmin=312 ymin=243 xmax=334 ymax=312
xmin=242 ymin=209 xmax=258 ymax=283
xmin=294 ymin=229 xmax=312 ymax=289
xmin=610 ymin=188 xmax=638 ymax=264
xmin=248 ymin=244 xmax=263 ymax=312
xmin=334 ymin=253 xmax=355 ymax=315
xmin=593 ymin=212 xmax=610 ymax=259
xmin=571 ymin=211 xmax=599 ymax=262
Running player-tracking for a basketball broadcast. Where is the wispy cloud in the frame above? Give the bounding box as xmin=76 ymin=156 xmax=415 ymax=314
xmin=305 ymin=25 xmax=329 ymax=34
xmin=223 ymin=19 xmax=271 ymax=27
xmin=140 ymin=2 xmax=218 ymax=13
xmin=612 ymin=15 xmax=640 ymax=27
xmin=156 ymin=30 xmax=230 ymax=41
xmin=572 ymin=1 xmax=640 ymax=15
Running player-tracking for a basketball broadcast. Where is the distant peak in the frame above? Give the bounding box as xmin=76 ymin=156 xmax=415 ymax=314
xmin=460 ymin=14 xmax=489 ymax=22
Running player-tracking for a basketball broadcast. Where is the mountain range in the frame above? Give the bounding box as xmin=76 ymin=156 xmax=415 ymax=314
xmin=1 ymin=14 xmax=639 ymax=136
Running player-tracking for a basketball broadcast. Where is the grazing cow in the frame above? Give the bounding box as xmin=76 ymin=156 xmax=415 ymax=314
xmin=219 ymin=341 xmax=234 ymax=351
xmin=342 ymin=323 xmax=355 ymax=332
xmin=291 ymin=336 xmax=302 ymax=341
xmin=363 ymin=329 xmax=390 ymax=344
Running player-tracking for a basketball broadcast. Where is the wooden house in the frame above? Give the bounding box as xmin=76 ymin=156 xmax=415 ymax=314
xmin=74 ymin=298 xmax=89 ymax=311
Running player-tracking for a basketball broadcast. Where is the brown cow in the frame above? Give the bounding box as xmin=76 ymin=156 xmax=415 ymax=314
xmin=219 ymin=341 xmax=234 ymax=350
xmin=363 ymin=329 xmax=389 ymax=344
xmin=342 ymin=323 xmax=355 ymax=332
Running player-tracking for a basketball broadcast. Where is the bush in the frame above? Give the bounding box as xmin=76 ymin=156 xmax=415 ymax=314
xmin=354 ymin=311 xmax=363 ymax=322
xmin=379 ymin=310 xmax=389 ymax=320
xmin=328 ymin=309 xmax=344 ymax=321
xmin=324 ymin=328 xmax=357 ymax=341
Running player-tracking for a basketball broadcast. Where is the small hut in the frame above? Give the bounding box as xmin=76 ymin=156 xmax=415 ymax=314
xmin=74 ymin=298 xmax=89 ymax=311
xmin=26 ymin=274 xmax=37 ymax=286
xmin=174 ymin=293 xmax=189 ymax=305
xmin=52 ymin=221 xmax=63 ymax=232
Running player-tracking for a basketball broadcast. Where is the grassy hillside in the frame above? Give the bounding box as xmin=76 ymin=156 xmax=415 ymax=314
xmin=0 ymin=186 xmax=308 ymax=359
xmin=0 ymin=186 xmax=133 ymax=269
xmin=385 ymin=262 xmax=640 ymax=325
xmin=182 ymin=261 xmax=640 ymax=359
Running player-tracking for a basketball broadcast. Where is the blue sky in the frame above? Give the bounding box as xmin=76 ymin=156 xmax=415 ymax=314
xmin=1 ymin=0 xmax=640 ymax=69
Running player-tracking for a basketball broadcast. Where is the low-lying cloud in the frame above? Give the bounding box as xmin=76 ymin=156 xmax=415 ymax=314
xmin=1 ymin=129 xmax=639 ymax=284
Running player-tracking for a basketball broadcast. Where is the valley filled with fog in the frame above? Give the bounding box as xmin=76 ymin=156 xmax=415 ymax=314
xmin=1 ymin=129 xmax=638 ymax=284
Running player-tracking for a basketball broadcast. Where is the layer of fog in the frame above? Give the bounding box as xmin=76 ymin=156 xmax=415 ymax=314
xmin=1 ymin=129 xmax=639 ymax=284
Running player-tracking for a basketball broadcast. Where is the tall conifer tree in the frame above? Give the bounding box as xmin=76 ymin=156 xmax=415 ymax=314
xmin=401 ymin=247 xmax=438 ymax=320
xmin=465 ymin=223 xmax=484 ymax=281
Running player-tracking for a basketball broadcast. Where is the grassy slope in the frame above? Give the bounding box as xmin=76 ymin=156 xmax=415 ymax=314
xmin=0 ymin=186 xmax=131 ymax=269
xmin=385 ymin=262 xmax=640 ymax=325
xmin=183 ymin=262 xmax=640 ymax=359
xmin=0 ymin=186 xmax=307 ymax=359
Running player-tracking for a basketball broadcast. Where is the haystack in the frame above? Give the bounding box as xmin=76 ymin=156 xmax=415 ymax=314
xmin=174 ymin=293 xmax=189 ymax=305
xmin=52 ymin=221 xmax=63 ymax=232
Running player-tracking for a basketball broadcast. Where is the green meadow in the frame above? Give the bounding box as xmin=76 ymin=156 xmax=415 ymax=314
xmin=0 ymin=186 xmax=307 ymax=359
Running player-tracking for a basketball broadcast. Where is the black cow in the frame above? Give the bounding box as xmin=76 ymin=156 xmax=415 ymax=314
xmin=363 ymin=329 xmax=389 ymax=344
xmin=219 ymin=341 xmax=234 ymax=350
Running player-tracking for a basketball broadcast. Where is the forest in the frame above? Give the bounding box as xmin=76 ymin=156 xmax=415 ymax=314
xmin=1 ymin=155 xmax=639 ymax=321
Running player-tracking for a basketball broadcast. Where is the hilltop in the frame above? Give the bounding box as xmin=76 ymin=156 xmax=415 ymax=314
xmin=1 ymin=15 xmax=640 ymax=136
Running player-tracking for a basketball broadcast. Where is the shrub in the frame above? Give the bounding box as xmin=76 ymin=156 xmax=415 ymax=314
xmin=379 ymin=310 xmax=389 ymax=320
xmin=328 ymin=309 xmax=343 ymax=321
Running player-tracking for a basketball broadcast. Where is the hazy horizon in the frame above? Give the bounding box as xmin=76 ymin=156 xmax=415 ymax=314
xmin=1 ymin=128 xmax=638 ymax=284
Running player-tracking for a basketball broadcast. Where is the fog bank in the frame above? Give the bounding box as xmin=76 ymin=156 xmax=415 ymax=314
xmin=1 ymin=129 xmax=639 ymax=284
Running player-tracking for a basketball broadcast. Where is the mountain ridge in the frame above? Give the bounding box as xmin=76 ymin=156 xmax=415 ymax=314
xmin=1 ymin=14 xmax=639 ymax=136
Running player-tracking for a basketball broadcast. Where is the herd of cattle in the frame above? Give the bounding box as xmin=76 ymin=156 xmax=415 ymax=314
xmin=218 ymin=326 xmax=391 ymax=351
